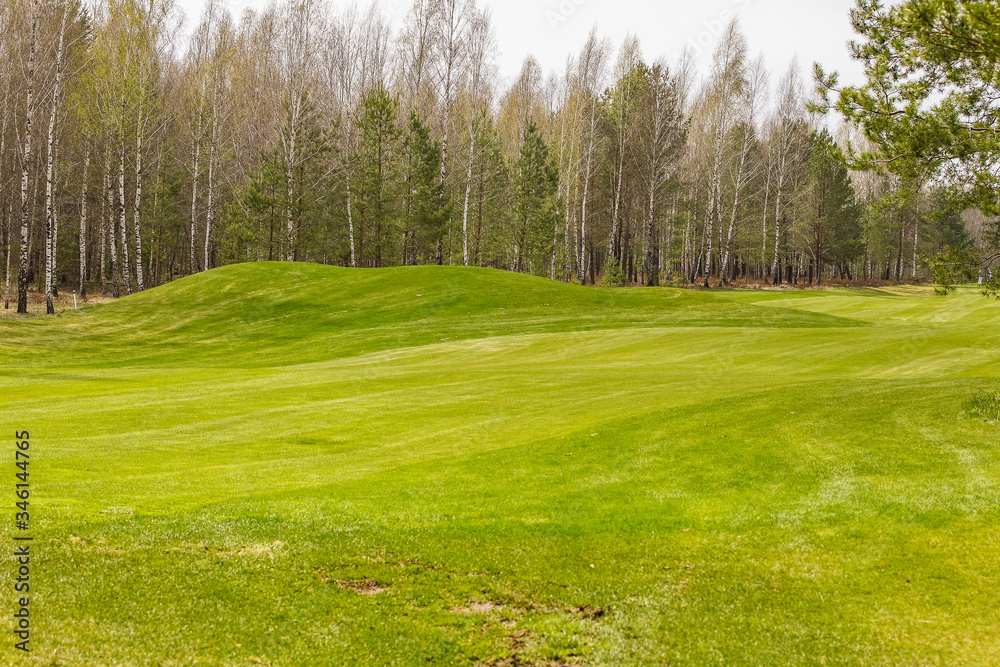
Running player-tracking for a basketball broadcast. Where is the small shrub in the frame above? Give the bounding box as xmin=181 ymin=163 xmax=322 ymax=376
xmin=601 ymin=257 xmax=625 ymax=288
xmin=968 ymin=389 xmax=1000 ymax=423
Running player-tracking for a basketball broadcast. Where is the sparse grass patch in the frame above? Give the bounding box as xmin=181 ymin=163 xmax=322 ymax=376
xmin=969 ymin=388 xmax=1000 ymax=423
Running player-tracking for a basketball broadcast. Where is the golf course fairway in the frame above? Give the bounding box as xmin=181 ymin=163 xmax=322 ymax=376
xmin=2 ymin=262 xmax=999 ymax=665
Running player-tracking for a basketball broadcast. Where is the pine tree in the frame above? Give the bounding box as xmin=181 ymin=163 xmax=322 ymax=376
xmin=795 ymin=130 xmax=861 ymax=284
xmin=511 ymin=121 xmax=558 ymax=275
xmin=403 ymin=112 xmax=450 ymax=264
xmin=355 ymin=86 xmax=402 ymax=268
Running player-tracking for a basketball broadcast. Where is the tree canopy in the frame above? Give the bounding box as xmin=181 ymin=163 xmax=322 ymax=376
xmin=817 ymin=0 xmax=1000 ymax=212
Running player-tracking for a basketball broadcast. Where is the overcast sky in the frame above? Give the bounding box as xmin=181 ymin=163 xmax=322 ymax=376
xmin=178 ymin=0 xmax=867 ymax=88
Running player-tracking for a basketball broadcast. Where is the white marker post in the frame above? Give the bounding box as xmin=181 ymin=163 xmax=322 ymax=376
xmin=73 ymin=291 xmax=77 ymax=310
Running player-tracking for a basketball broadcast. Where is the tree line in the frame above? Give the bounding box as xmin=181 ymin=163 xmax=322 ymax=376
xmin=0 ymin=0 xmax=989 ymax=314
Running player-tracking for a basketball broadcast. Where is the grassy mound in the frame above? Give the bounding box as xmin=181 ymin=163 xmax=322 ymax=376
xmin=0 ymin=263 xmax=859 ymax=368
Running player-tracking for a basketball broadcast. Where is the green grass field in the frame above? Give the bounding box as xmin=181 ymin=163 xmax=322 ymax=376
xmin=2 ymin=263 xmax=999 ymax=665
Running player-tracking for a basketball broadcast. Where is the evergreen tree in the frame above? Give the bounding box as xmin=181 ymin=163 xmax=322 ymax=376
xmin=467 ymin=117 xmax=510 ymax=268
xmin=355 ymin=86 xmax=402 ymax=268
xmin=818 ymin=0 xmax=1000 ymax=215
xmin=219 ymin=159 xmax=282 ymax=264
xmin=511 ymin=121 xmax=559 ymax=275
xmin=402 ymin=112 xmax=450 ymax=265
xmin=795 ymin=130 xmax=861 ymax=284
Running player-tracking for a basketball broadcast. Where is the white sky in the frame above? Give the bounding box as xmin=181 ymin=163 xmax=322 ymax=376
xmin=488 ymin=0 xmax=866 ymax=86
xmin=178 ymin=0 xmax=868 ymax=89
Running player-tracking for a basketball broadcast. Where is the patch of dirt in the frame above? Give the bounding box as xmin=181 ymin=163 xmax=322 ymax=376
xmin=572 ymin=605 xmax=605 ymax=620
xmin=93 ymin=545 xmax=123 ymax=554
xmin=335 ymin=578 xmax=387 ymax=596
xmin=487 ymin=661 xmax=581 ymax=667
xmin=236 ymin=541 xmax=285 ymax=557
xmin=314 ymin=567 xmax=388 ymax=594
xmin=66 ymin=536 xmax=122 ymax=554
xmin=454 ymin=600 xmax=503 ymax=615
xmin=165 ymin=541 xmax=285 ymax=559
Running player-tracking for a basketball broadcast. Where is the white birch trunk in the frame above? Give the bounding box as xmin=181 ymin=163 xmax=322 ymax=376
xmin=133 ymin=96 xmax=145 ymax=292
xmin=461 ymin=122 xmax=474 ymax=267
xmin=720 ymin=136 xmax=752 ymax=284
xmin=1 ymin=67 xmax=10 ymax=308
xmin=345 ymin=160 xmax=356 ymax=267
xmin=79 ymin=149 xmax=90 ymax=299
xmin=551 ymin=99 xmax=568 ymax=281
xmin=204 ymin=99 xmax=217 ymax=272
xmin=4 ymin=202 xmax=10 ymax=309
xmin=580 ymin=157 xmax=592 ymax=281
xmin=704 ymin=158 xmax=720 ymax=287
xmin=609 ymin=146 xmax=625 ymax=259
xmin=3 ymin=201 xmax=9 ymax=309
xmin=105 ymin=151 xmax=120 ymax=298
xmin=285 ymin=94 xmax=299 ymax=262
xmin=118 ymin=106 xmax=131 ymax=295
xmin=761 ymin=168 xmax=771 ymax=272
xmin=579 ymin=116 xmax=595 ymax=281
xmin=16 ymin=4 xmax=36 ymax=314
xmin=190 ymin=86 xmax=203 ymax=273
xmin=99 ymin=163 xmax=106 ymax=294
xmin=772 ymin=168 xmax=786 ymax=282
xmin=52 ymin=133 xmax=59 ymax=300
xmin=565 ymin=169 xmax=575 ymax=282
xmin=644 ymin=174 xmax=656 ymax=285
xmin=45 ymin=9 xmax=71 ymax=313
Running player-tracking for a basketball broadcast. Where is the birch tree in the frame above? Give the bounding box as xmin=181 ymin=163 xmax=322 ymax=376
xmin=395 ymin=0 xmax=438 ymax=120
xmin=635 ymin=61 xmax=686 ymax=286
xmin=16 ymin=0 xmax=38 ymax=314
xmin=78 ymin=145 xmax=90 ymax=298
xmin=327 ymin=5 xmax=362 ymax=267
xmin=43 ymin=3 xmax=72 ymax=313
xmin=1 ymin=1 xmax=15 ymax=309
xmin=184 ymin=0 xmax=226 ymax=272
xmin=719 ymin=55 xmax=767 ymax=285
xmin=458 ymin=7 xmax=495 ymax=267
xmin=700 ymin=20 xmax=747 ymax=286
xmin=203 ymin=9 xmax=233 ymax=272
xmin=574 ymin=30 xmax=611 ymax=283
xmin=768 ymin=61 xmax=808 ymax=283
xmin=604 ymin=37 xmax=644 ymax=264
xmin=276 ymin=0 xmax=324 ymax=262
xmin=432 ymin=0 xmax=470 ymax=183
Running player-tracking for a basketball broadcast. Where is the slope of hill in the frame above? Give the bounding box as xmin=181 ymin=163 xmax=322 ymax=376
xmin=0 ymin=262 xmax=861 ymax=368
